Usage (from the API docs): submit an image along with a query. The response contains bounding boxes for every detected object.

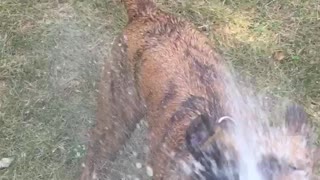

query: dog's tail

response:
[122,0,157,21]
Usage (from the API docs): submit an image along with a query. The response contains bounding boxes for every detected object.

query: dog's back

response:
[122,1,234,178]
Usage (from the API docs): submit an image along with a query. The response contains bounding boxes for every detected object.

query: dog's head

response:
[183,104,319,180]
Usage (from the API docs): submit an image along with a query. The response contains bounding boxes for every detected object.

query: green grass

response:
[0,0,319,179]
[0,0,119,179]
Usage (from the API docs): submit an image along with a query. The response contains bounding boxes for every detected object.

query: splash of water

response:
[220,64,266,180]
[214,61,302,180]
[173,60,311,179]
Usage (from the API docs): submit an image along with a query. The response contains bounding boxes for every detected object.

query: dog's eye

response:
[289,164,298,170]
[288,164,304,172]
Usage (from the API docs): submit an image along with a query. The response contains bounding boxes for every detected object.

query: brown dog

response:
[80,0,319,179]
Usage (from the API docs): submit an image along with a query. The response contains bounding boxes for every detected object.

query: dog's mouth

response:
[185,136,309,180]
[183,113,311,180]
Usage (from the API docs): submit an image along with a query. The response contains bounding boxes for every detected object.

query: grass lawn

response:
[0,0,319,179]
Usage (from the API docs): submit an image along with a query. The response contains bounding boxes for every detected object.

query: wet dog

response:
[80,0,319,179]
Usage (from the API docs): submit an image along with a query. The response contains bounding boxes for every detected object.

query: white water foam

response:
[204,62,309,180]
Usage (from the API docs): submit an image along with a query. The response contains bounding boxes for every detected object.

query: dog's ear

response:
[285,103,308,135]
[186,114,212,151]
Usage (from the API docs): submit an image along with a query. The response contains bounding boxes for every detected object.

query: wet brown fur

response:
[80,0,319,180]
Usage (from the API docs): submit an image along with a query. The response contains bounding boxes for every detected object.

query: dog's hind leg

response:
[80,34,145,180]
